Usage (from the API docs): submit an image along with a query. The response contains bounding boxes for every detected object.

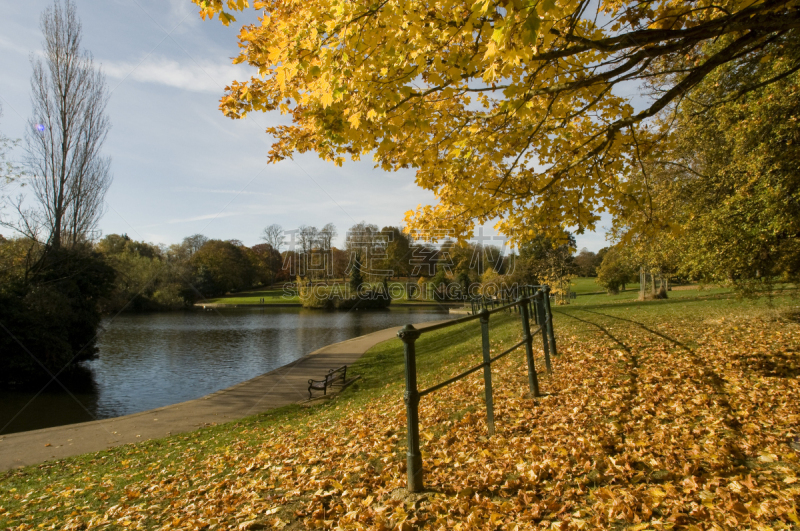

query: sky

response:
[0,0,612,252]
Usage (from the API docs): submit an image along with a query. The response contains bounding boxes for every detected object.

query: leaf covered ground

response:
[1,294,799,530]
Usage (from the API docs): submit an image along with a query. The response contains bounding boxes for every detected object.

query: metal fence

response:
[397,285,558,492]
[469,284,544,314]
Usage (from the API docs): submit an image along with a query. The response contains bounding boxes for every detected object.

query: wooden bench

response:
[308,365,347,399]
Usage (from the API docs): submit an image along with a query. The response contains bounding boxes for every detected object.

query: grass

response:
[2,290,800,529]
[201,287,300,305]
[200,281,457,306]
[567,284,735,307]
[570,276,611,294]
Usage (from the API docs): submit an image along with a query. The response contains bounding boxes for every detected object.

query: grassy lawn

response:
[570,276,607,294]
[570,276,641,295]
[200,281,458,305]
[566,284,737,307]
[200,287,300,305]
[2,291,799,529]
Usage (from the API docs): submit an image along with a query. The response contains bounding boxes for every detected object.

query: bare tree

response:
[260,223,284,251]
[25,0,111,248]
[317,222,337,252]
[345,221,379,254]
[346,221,380,280]
[182,233,208,256]
[297,225,318,255]
[0,106,23,191]
[315,223,337,280]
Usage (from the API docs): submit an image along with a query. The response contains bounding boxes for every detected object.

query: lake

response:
[0,307,453,435]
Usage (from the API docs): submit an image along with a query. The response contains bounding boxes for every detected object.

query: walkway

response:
[0,321,445,471]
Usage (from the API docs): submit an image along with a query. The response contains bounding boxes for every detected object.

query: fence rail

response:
[397,285,558,492]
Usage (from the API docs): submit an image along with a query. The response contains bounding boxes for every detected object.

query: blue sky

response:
[0,0,612,251]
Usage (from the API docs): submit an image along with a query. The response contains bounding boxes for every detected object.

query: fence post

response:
[398,324,424,492]
[542,285,558,357]
[535,291,553,374]
[478,309,495,436]
[519,296,540,397]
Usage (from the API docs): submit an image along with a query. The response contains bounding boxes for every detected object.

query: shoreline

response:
[195,301,464,309]
[0,318,451,471]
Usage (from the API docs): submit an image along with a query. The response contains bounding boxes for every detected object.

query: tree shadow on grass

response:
[561,292,740,313]
[569,307,747,438]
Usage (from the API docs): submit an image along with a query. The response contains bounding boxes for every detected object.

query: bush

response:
[0,243,115,387]
[299,284,391,310]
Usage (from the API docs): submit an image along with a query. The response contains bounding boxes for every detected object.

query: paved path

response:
[0,321,446,471]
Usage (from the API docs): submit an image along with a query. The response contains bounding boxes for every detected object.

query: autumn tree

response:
[191,0,800,245]
[331,247,349,279]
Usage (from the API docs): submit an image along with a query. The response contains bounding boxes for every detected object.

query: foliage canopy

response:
[192,0,799,243]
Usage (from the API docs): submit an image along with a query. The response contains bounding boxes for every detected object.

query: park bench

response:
[308,365,347,399]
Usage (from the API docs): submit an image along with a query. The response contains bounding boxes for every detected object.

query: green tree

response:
[191,240,256,298]
[613,33,800,294]
[349,252,364,293]
[574,248,600,277]
[515,232,577,297]
[380,226,411,278]
[96,234,178,311]
[250,243,282,286]
[0,240,114,385]
[596,245,637,295]
[430,268,450,301]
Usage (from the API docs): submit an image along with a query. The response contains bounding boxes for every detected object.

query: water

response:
[0,307,452,435]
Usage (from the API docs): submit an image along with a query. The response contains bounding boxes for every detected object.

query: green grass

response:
[567,284,735,306]
[201,287,300,305]
[200,281,456,305]
[569,276,605,294]
[569,276,641,294]
[555,286,791,321]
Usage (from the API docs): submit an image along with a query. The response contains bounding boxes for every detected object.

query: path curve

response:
[0,320,447,471]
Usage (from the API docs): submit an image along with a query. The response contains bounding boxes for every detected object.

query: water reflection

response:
[0,307,452,434]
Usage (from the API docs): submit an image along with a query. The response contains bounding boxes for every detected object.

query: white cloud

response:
[168,212,239,224]
[101,55,251,93]
[0,35,36,57]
